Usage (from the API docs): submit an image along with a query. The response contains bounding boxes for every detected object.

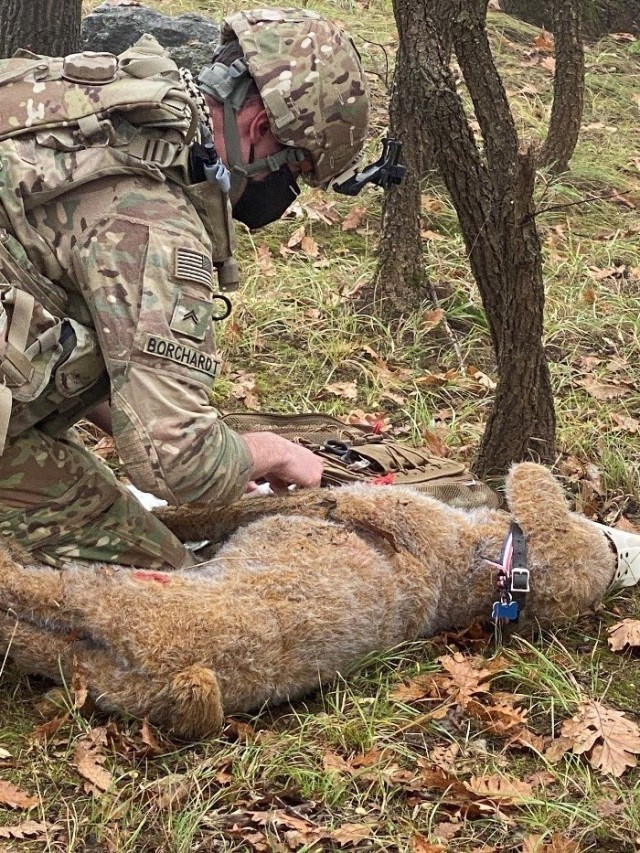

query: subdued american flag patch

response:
[174,247,213,288]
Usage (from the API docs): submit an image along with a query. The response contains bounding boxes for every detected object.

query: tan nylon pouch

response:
[221,412,501,510]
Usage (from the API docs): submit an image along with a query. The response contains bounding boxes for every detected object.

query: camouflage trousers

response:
[0,428,192,569]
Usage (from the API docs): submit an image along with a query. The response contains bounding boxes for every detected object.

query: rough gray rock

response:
[81,2,220,71]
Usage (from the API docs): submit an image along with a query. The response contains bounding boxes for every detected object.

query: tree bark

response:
[539,1,585,173]
[391,0,555,476]
[0,0,82,58]
[501,0,639,38]
[360,0,454,318]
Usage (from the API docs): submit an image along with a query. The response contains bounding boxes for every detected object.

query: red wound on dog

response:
[371,473,396,486]
[132,571,172,585]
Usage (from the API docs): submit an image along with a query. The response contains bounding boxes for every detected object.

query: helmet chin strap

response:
[198,60,305,203]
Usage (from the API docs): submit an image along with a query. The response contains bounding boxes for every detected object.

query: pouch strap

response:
[0,289,35,386]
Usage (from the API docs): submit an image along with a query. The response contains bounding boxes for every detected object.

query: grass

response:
[3,2,640,851]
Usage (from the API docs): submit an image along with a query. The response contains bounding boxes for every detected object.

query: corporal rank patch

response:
[170,294,213,341]
[174,247,213,289]
[143,335,219,377]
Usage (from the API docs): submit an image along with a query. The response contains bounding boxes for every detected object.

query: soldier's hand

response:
[242,432,324,492]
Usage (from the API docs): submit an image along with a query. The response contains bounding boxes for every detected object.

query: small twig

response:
[521,190,632,223]
[425,278,466,373]
[356,35,391,92]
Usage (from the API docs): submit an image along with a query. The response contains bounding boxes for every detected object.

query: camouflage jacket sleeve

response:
[45,174,253,505]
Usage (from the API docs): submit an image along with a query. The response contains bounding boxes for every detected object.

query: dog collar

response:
[486,522,530,626]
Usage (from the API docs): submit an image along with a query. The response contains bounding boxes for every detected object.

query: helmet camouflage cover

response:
[219,8,369,186]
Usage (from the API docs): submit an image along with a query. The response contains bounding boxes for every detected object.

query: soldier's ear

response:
[246,108,272,145]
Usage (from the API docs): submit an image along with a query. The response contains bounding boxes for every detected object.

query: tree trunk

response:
[360,0,454,318]
[390,0,555,476]
[501,0,640,38]
[539,1,585,173]
[0,0,82,58]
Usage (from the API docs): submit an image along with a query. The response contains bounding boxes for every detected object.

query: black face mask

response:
[232,164,300,230]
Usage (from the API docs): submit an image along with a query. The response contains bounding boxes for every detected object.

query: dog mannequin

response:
[0,463,633,740]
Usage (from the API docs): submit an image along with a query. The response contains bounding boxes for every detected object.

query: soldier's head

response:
[197,8,369,229]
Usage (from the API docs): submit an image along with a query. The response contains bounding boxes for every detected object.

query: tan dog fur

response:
[0,464,615,740]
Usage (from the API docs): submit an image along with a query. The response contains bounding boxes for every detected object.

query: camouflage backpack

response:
[0,37,236,452]
[221,412,501,510]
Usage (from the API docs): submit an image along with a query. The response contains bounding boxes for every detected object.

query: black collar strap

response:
[490,521,530,626]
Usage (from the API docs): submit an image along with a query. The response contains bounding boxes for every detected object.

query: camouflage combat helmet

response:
[197,8,369,193]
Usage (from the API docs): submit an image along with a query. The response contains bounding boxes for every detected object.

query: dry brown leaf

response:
[301,234,320,258]
[576,377,631,401]
[437,652,494,707]
[412,837,447,853]
[341,205,366,231]
[560,701,640,776]
[390,674,436,703]
[610,412,640,433]
[0,820,59,840]
[465,697,528,734]
[467,365,497,390]
[464,774,534,802]
[613,516,640,534]
[421,229,446,241]
[505,726,547,753]
[607,619,640,652]
[430,742,460,772]
[73,741,113,794]
[420,428,449,458]
[257,243,275,277]
[541,55,556,73]
[533,29,554,50]
[331,822,372,846]
[324,380,358,400]
[420,308,445,332]
[529,834,582,853]
[71,662,89,710]
[322,751,353,774]
[287,224,306,248]
[144,774,191,810]
[31,714,67,743]
[0,780,38,809]
[433,820,462,841]
[301,199,341,224]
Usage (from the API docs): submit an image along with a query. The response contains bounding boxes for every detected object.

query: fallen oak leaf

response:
[610,412,640,433]
[412,837,447,852]
[559,701,640,777]
[286,224,306,248]
[331,822,373,846]
[464,774,534,803]
[0,820,60,840]
[576,377,631,401]
[607,619,640,652]
[437,652,494,707]
[324,380,358,401]
[301,234,320,258]
[0,780,39,809]
[341,205,366,231]
[73,740,114,794]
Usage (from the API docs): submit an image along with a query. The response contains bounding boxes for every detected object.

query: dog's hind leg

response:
[0,612,223,740]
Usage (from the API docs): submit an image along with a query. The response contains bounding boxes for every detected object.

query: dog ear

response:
[505,462,570,533]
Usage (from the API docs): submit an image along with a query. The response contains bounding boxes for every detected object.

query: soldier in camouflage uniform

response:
[0,9,369,568]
